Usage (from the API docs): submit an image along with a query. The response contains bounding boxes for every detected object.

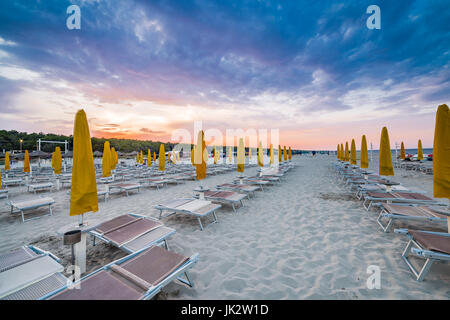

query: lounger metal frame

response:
[8,198,55,223]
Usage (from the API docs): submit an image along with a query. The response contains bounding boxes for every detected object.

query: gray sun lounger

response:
[0,246,68,300]
[155,198,221,230]
[394,229,450,281]
[9,197,55,222]
[109,183,141,196]
[216,183,259,198]
[2,179,23,187]
[362,191,440,211]
[195,190,247,213]
[139,178,169,189]
[0,189,8,200]
[89,213,176,253]
[27,182,53,194]
[43,245,199,300]
[377,203,449,232]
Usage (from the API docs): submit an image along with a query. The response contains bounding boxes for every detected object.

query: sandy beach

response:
[1,155,448,300]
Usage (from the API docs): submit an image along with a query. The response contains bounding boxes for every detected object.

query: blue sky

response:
[0,0,448,149]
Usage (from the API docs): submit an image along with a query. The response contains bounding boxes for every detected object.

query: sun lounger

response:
[2,179,23,187]
[394,229,450,281]
[377,203,449,232]
[195,190,247,212]
[139,178,169,189]
[0,246,68,300]
[362,191,439,211]
[233,178,269,191]
[216,183,259,198]
[355,184,410,199]
[89,214,176,253]
[0,190,8,200]
[9,197,55,222]
[109,183,141,196]
[155,198,221,230]
[27,182,53,194]
[44,245,198,300]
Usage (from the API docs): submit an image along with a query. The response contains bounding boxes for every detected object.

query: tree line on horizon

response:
[0,130,176,154]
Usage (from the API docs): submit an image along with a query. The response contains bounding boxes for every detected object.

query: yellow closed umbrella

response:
[228,147,233,164]
[102,141,111,177]
[70,109,98,218]
[153,151,156,163]
[344,142,349,162]
[270,144,274,164]
[340,143,344,160]
[417,139,423,161]
[54,147,62,175]
[237,138,245,173]
[140,150,144,165]
[337,144,340,160]
[258,142,264,167]
[191,146,195,166]
[110,147,116,171]
[361,135,369,168]
[432,104,450,231]
[213,147,217,164]
[379,127,394,176]
[5,152,10,171]
[350,139,357,165]
[195,130,207,180]
[159,144,165,171]
[283,146,287,161]
[148,149,152,166]
[288,147,292,160]
[51,151,56,171]
[278,145,282,163]
[168,151,171,163]
[24,150,30,173]
[249,148,252,160]
[433,104,450,198]
[400,142,406,160]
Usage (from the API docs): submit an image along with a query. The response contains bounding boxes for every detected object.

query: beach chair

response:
[9,197,55,222]
[0,246,68,300]
[2,179,23,187]
[355,184,410,200]
[89,214,176,253]
[44,245,199,300]
[233,178,269,191]
[376,203,449,232]
[139,178,169,189]
[394,229,450,281]
[155,198,221,230]
[194,190,247,213]
[0,189,8,200]
[216,183,259,198]
[109,183,141,197]
[26,182,53,194]
[361,191,439,211]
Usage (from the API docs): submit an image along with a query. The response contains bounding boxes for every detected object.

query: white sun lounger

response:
[195,190,247,213]
[109,183,141,196]
[27,182,53,194]
[394,229,450,281]
[9,197,55,222]
[2,179,23,187]
[0,246,68,300]
[42,245,199,300]
[155,198,221,230]
[89,213,176,253]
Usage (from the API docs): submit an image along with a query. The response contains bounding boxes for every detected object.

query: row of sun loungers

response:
[334,161,450,281]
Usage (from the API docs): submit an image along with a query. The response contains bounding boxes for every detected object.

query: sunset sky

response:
[0,1,448,149]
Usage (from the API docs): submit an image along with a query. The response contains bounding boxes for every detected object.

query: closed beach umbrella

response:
[54,147,62,175]
[140,150,144,164]
[102,141,111,177]
[278,145,282,163]
[344,142,349,162]
[433,104,450,198]
[337,144,340,160]
[168,151,171,163]
[4,152,10,171]
[340,143,344,160]
[24,150,30,173]
[350,139,357,165]
[110,147,116,170]
[195,130,207,180]
[270,144,274,164]
[191,146,195,166]
[361,135,369,168]
[283,146,287,161]
[400,142,406,160]
[249,148,252,160]
[288,147,292,160]
[153,151,156,163]
[159,144,165,171]
[213,147,217,164]
[237,138,245,173]
[258,142,264,167]
[418,139,423,161]
[228,147,233,164]
[51,151,56,171]
[147,149,152,166]
[379,127,394,176]
[70,109,98,218]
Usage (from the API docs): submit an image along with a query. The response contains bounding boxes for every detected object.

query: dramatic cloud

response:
[0,0,448,149]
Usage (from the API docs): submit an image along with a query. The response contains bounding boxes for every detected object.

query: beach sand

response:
[0,155,449,299]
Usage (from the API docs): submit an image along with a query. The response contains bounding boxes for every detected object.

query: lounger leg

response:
[21,210,25,223]
[177,271,194,287]
[49,205,53,217]
[377,212,393,233]
[164,239,169,250]
[232,203,236,213]
[400,240,434,281]
[417,259,434,282]
[197,217,204,231]
[240,200,244,208]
